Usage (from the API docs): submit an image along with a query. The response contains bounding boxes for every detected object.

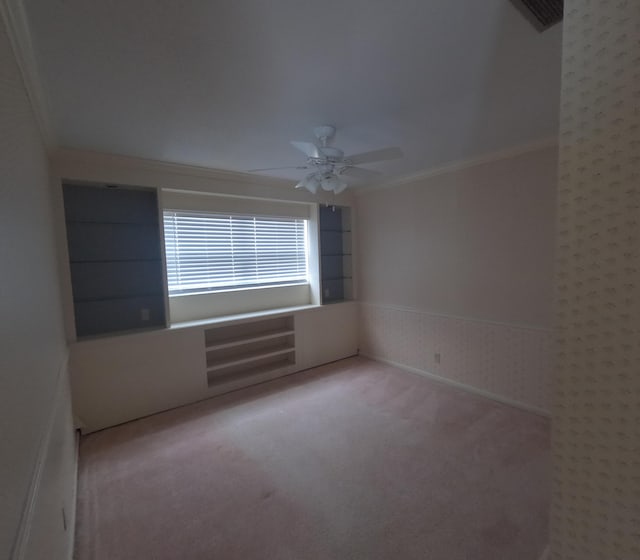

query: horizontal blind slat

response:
[164,210,308,295]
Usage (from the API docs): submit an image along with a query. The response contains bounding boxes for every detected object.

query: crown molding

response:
[355,136,558,195]
[51,147,295,188]
[50,147,355,206]
[1,0,55,148]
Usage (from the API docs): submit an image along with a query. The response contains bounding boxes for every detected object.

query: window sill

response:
[71,301,357,344]
[168,304,322,331]
[168,281,309,298]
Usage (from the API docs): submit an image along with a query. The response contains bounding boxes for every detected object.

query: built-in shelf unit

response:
[62,183,166,338]
[204,315,296,393]
[319,204,352,304]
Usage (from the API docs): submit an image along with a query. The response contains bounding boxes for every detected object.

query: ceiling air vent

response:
[510,0,563,32]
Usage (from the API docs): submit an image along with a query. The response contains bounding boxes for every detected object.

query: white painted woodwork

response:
[70,302,358,433]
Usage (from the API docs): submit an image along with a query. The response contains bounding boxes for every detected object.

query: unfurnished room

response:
[2,1,639,559]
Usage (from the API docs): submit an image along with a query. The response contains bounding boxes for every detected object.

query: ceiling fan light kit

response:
[295,173,319,194]
[250,125,403,195]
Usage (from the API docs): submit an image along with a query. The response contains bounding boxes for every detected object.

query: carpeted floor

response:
[74,357,550,560]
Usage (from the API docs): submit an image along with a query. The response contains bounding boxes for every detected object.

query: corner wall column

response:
[552,2,640,558]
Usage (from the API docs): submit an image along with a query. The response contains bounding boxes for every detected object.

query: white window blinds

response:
[163,211,308,295]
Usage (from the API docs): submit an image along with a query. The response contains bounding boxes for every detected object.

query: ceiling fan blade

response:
[339,166,382,179]
[291,141,320,159]
[347,147,403,166]
[246,165,309,172]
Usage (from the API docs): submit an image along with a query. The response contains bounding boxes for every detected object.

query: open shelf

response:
[207,354,295,392]
[63,183,166,338]
[321,276,353,281]
[74,293,164,303]
[319,205,352,304]
[206,344,295,372]
[205,328,294,351]
[203,314,296,390]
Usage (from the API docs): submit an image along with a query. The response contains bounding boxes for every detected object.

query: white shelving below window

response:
[205,328,295,351]
[206,345,294,372]
[203,314,296,393]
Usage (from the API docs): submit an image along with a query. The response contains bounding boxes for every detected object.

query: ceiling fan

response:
[248,125,403,194]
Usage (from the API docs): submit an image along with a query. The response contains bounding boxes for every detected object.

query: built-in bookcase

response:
[62,183,166,338]
[204,315,296,394]
[319,205,352,304]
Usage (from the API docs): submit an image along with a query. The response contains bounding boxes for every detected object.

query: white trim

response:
[10,351,71,560]
[171,303,322,330]
[361,353,551,418]
[359,301,553,333]
[52,148,292,189]
[162,188,312,218]
[355,136,558,195]
[162,187,313,209]
[0,0,55,148]
[69,304,326,343]
[51,148,355,206]
[68,430,80,560]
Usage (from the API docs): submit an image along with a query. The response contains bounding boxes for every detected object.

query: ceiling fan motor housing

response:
[275,125,403,194]
[313,125,336,145]
[316,146,344,163]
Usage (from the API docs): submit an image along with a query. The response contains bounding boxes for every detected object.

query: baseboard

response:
[362,353,551,418]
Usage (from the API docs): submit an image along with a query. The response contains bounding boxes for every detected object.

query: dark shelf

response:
[70,258,162,264]
[65,220,158,226]
[319,204,351,306]
[74,293,164,303]
[322,276,353,281]
[64,183,166,337]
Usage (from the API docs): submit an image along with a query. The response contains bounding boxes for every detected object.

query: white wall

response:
[0,10,75,560]
[356,146,557,412]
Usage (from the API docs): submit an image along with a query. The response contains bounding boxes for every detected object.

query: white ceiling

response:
[24,0,562,185]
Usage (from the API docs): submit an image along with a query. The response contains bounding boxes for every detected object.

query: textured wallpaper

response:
[551,1,640,559]
[360,303,552,413]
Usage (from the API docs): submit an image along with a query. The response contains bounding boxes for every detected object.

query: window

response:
[163,211,308,296]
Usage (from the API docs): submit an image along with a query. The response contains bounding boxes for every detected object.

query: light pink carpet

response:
[75,357,550,560]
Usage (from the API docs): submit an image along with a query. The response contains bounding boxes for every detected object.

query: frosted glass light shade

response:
[295,173,320,194]
[320,173,347,193]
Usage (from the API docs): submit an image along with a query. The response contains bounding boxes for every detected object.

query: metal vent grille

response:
[510,0,563,31]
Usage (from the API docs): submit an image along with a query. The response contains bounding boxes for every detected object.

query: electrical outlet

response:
[141,308,150,321]
[434,352,441,364]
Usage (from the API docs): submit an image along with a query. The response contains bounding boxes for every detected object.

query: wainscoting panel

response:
[359,302,552,413]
